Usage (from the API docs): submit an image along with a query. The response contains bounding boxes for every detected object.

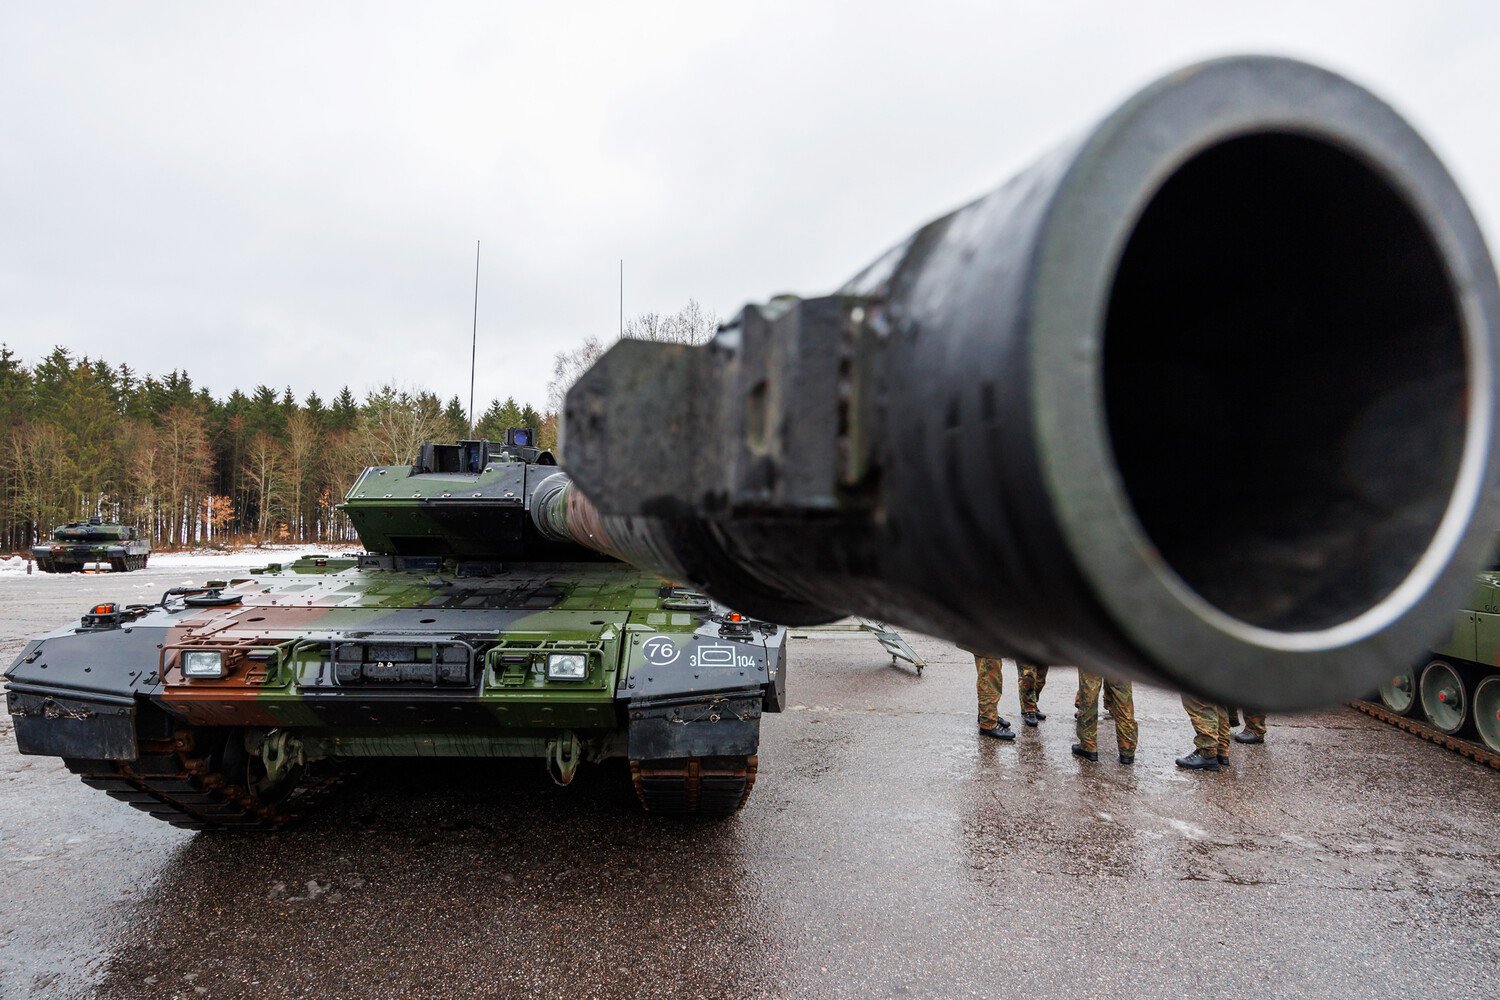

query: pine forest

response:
[0,345,555,553]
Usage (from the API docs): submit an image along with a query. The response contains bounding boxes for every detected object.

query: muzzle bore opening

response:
[1103,132,1467,632]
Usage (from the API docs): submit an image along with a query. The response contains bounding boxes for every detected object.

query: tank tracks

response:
[630,755,758,816]
[33,554,147,573]
[1351,699,1500,770]
[62,738,339,831]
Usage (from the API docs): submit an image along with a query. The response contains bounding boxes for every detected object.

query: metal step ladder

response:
[789,618,926,675]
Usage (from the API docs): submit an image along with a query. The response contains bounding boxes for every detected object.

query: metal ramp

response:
[789,618,926,675]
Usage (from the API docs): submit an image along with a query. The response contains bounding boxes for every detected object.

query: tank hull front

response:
[4,555,786,825]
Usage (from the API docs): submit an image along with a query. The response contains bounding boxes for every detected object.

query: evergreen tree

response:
[304,391,327,428]
[519,404,542,434]
[476,397,525,441]
[443,396,469,438]
[330,387,359,430]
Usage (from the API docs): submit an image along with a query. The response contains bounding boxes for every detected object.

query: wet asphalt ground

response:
[1,564,1498,1000]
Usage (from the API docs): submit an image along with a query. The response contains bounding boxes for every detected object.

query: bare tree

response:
[158,406,211,545]
[624,298,718,345]
[546,300,719,417]
[546,336,605,414]
[120,420,162,538]
[7,422,71,540]
[242,432,284,541]
[282,410,320,539]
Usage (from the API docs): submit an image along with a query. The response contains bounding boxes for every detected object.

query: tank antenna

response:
[619,259,624,337]
[468,240,480,436]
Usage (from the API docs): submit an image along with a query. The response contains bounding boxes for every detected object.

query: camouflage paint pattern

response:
[1017,661,1048,713]
[1181,694,1230,756]
[1242,713,1267,737]
[134,555,779,761]
[974,655,1004,729]
[1075,672,1137,754]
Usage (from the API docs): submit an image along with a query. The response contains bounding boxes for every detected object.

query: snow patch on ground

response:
[0,545,359,575]
[151,545,359,570]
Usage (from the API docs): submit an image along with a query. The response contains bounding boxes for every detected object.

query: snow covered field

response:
[0,545,359,576]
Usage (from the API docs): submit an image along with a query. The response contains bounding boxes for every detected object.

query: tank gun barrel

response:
[562,56,1500,710]
[530,470,720,580]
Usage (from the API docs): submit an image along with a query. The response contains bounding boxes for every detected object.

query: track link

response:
[63,739,339,831]
[1351,700,1500,770]
[630,755,758,816]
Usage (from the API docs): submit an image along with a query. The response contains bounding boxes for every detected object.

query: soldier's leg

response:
[1075,673,1103,753]
[1106,680,1138,756]
[1181,694,1219,755]
[1215,704,1232,758]
[975,656,1004,731]
[1017,662,1038,713]
[1245,713,1267,737]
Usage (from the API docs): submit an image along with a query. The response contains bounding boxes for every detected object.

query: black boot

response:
[1071,743,1098,762]
[1217,754,1231,766]
[1233,729,1264,744]
[1022,711,1038,727]
[979,724,1015,741]
[1118,752,1134,765]
[1175,750,1220,771]
[1033,711,1047,721]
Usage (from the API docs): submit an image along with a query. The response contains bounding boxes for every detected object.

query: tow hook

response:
[546,731,583,786]
[258,729,304,784]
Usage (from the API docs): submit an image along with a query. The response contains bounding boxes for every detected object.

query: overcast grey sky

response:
[2,2,1496,412]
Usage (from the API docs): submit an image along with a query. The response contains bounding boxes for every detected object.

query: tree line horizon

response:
[0,300,717,552]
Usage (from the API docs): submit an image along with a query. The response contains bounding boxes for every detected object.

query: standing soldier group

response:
[970,653,1265,769]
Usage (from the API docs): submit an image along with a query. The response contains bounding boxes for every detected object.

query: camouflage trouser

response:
[1242,713,1267,737]
[1076,673,1137,754]
[1017,661,1048,713]
[975,656,1005,729]
[1182,695,1230,756]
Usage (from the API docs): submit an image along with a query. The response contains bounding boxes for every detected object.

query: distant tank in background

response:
[32,518,150,573]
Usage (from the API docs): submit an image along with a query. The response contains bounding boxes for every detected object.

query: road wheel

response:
[1377,666,1419,715]
[1472,675,1500,753]
[1419,659,1470,735]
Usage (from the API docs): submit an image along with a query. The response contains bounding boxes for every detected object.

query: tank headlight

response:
[181,650,226,679]
[546,653,587,680]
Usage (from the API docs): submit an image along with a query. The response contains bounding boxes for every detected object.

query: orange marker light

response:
[729,613,743,622]
[92,604,115,615]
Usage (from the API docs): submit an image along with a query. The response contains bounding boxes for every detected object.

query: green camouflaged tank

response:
[32,517,150,572]
[5,435,785,828]
[1373,569,1500,757]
